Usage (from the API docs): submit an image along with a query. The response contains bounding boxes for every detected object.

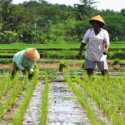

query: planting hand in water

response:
[78,15,110,76]
[11,48,40,79]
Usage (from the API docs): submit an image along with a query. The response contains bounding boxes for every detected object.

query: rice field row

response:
[64,69,125,125]
[0,41,125,49]
[0,41,125,62]
[0,69,124,125]
[0,69,49,125]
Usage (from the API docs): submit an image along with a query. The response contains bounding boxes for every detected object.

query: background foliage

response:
[0,0,125,43]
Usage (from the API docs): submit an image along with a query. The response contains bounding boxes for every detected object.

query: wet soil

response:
[23,81,44,125]
[47,78,91,125]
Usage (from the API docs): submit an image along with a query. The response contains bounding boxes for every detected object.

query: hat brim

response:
[90,20,105,26]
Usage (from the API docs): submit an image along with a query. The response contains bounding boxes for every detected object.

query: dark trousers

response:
[11,63,34,79]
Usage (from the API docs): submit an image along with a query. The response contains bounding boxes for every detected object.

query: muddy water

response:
[47,80,91,125]
[23,81,44,125]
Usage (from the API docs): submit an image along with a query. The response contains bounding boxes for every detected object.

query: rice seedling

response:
[64,69,103,125]
[75,75,125,125]
[0,73,12,99]
[11,67,40,125]
[0,73,24,118]
[39,71,49,125]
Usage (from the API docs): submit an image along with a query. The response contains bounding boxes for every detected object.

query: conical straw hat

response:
[90,15,105,24]
[25,48,40,61]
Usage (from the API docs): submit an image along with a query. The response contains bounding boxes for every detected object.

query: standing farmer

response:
[11,48,40,79]
[78,15,110,76]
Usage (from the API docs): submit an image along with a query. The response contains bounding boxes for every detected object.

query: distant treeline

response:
[0,0,125,43]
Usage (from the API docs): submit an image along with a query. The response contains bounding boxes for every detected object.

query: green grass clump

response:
[11,68,40,125]
[39,71,49,125]
[74,75,125,125]
[64,70,103,125]
[0,73,24,118]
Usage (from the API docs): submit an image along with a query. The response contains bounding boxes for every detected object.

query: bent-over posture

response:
[11,48,40,79]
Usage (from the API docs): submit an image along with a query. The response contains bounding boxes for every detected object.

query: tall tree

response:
[0,0,13,31]
[75,0,97,19]
[121,8,125,16]
[38,0,48,4]
[80,0,97,7]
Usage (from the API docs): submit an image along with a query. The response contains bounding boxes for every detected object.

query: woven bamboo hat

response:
[90,15,105,25]
[25,48,40,61]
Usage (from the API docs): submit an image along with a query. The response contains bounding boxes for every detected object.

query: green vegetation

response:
[77,76,125,125]
[0,41,125,63]
[39,71,49,125]
[64,70,125,125]
[0,73,25,118]
[0,74,12,99]
[0,65,124,124]
[64,70,108,125]
[0,0,125,44]
[64,75,100,124]
[0,1,125,122]
[0,41,125,49]
[11,68,39,125]
[0,42,79,49]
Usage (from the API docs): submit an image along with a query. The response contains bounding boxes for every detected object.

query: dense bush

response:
[104,14,125,41]
[0,31,18,43]
[0,0,125,43]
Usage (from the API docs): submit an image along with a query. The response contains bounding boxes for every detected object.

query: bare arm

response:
[103,40,110,54]
[77,29,90,58]
[103,30,110,54]
[77,43,86,58]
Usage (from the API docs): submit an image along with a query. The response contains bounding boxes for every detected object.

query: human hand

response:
[76,53,82,59]
[103,52,107,55]
[30,68,34,74]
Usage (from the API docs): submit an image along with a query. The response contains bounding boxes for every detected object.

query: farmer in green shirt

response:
[11,48,40,79]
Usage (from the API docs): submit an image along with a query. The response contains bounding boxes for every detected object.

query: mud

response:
[23,81,44,125]
[47,78,91,125]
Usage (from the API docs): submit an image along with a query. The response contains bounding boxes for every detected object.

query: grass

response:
[73,75,125,125]
[64,69,104,125]
[0,42,79,49]
[11,68,39,125]
[0,73,25,118]
[0,41,125,63]
[0,41,124,49]
[0,64,124,125]
[0,74,12,99]
[39,71,49,125]
[64,67,125,125]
